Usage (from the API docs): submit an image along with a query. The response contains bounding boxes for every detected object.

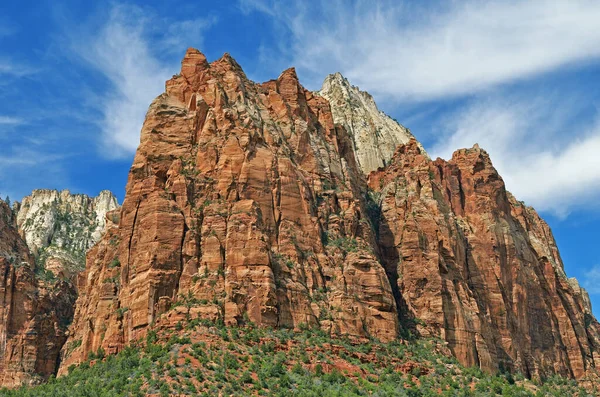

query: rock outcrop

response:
[368,140,600,379]
[15,189,119,279]
[318,72,424,174]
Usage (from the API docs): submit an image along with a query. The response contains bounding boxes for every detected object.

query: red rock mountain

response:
[0,191,119,388]
[369,141,600,379]
[59,49,400,374]
[3,48,597,384]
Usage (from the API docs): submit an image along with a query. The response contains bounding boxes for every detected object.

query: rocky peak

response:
[368,138,600,380]
[15,189,119,277]
[58,49,400,373]
[318,72,425,174]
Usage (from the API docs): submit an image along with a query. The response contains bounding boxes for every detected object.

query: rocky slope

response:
[56,48,600,385]
[7,320,596,396]
[0,191,119,388]
[318,72,424,174]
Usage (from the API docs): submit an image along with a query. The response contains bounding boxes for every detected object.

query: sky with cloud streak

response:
[1,0,600,314]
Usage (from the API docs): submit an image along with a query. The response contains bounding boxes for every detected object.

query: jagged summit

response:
[318,72,426,174]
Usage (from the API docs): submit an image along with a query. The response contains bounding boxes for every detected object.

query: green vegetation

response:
[327,235,360,253]
[0,320,592,397]
[365,190,382,236]
[108,258,121,268]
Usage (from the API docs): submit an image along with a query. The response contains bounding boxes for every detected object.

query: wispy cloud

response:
[583,265,600,294]
[67,4,215,157]
[0,147,68,201]
[0,116,23,126]
[243,0,600,100]
[0,59,36,78]
[243,0,600,215]
[429,93,600,216]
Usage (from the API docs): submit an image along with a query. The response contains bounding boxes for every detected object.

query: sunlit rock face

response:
[58,49,400,374]
[15,189,119,278]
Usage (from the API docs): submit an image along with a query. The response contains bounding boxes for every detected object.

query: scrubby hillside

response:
[1,321,592,396]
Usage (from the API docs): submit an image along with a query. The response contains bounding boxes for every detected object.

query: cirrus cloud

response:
[241,0,600,100]
[67,4,216,157]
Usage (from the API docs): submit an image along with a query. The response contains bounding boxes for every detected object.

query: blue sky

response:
[2,0,600,315]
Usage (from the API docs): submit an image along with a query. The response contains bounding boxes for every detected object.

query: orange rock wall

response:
[368,140,600,379]
[58,49,399,373]
[55,49,600,382]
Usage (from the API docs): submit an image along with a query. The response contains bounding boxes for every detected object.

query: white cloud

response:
[0,59,36,77]
[243,0,600,100]
[583,265,600,294]
[0,116,23,125]
[429,94,600,216]
[243,0,600,215]
[0,62,12,74]
[70,5,214,158]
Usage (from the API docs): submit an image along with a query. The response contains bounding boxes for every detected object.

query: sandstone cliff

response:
[368,140,600,379]
[0,200,74,387]
[318,72,425,174]
[58,49,399,373]
[54,48,599,383]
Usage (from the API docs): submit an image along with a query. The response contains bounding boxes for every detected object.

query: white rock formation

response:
[14,189,119,274]
[568,277,593,314]
[318,72,426,174]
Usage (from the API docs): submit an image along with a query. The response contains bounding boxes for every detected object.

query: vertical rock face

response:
[0,200,74,387]
[15,189,119,278]
[368,140,600,379]
[318,73,424,174]
[58,49,399,373]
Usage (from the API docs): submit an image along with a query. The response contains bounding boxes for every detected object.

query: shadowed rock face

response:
[368,140,600,379]
[0,191,119,388]
[0,200,75,388]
